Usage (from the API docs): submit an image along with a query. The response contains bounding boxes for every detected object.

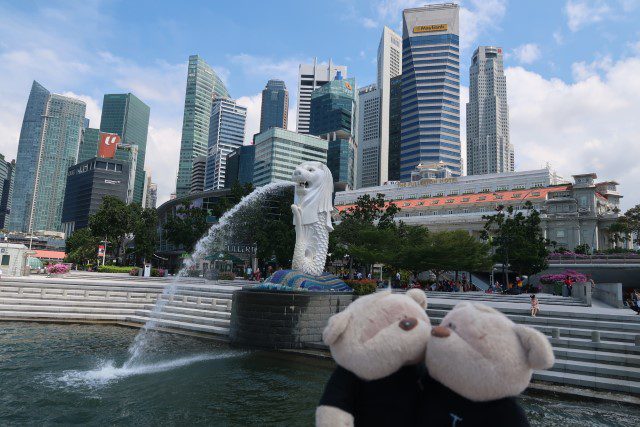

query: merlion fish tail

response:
[291,205,329,276]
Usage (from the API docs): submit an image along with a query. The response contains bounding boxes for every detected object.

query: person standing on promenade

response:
[629,290,640,315]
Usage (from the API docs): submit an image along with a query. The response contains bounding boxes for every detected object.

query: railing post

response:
[197,297,202,306]
[211,298,217,307]
[41,288,46,298]
[19,287,23,296]
[635,335,640,347]
[591,331,601,343]
[552,328,560,339]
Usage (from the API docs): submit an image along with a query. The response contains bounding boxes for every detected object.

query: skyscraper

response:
[377,26,403,185]
[260,79,289,132]
[190,155,207,194]
[176,55,230,197]
[99,93,150,205]
[357,84,380,188]
[401,3,461,180]
[144,174,157,209]
[388,75,402,182]
[0,155,15,229]
[296,59,347,134]
[467,46,513,175]
[9,81,86,233]
[224,145,255,188]
[253,128,327,187]
[309,73,357,190]
[77,127,100,163]
[204,98,247,190]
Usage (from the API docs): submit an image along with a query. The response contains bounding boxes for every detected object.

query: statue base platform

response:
[255,269,352,292]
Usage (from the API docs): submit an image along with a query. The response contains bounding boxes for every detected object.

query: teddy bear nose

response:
[431,326,451,338]
[399,317,418,331]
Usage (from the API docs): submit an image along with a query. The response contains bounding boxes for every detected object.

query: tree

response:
[331,193,401,278]
[621,205,640,246]
[133,207,158,264]
[209,182,254,219]
[163,205,210,253]
[65,228,100,266]
[89,196,137,262]
[481,201,551,285]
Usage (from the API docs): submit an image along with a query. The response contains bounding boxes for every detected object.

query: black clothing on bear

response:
[417,372,529,427]
[318,364,422,426]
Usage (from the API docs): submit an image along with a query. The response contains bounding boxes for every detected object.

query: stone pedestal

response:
[229,288,354,349]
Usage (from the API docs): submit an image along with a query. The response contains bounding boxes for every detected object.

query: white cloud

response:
[564,0,611,31]
[553,30,564,45]
[505,56,640,210]
[571,55,614,81]
[236,94,262,145]
[361,17,378,28]
[512,43,542,64]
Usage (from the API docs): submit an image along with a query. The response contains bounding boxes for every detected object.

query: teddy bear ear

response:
[322,309,352,346]
[514,325,555,370]
[406,289,427,309]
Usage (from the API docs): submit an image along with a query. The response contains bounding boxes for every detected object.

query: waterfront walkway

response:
[1,274,639,396]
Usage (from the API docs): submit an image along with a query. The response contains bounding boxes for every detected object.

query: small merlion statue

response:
[291,161,334,276]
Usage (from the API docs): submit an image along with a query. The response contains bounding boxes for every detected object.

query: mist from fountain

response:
[123,181,294,368]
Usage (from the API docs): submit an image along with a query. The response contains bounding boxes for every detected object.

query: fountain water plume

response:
[124,181,294,366]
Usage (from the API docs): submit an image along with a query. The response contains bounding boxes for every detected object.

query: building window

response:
[448,210,453,214]
[436,192,444,197]
[463,209,469,213]
[1,255,9,266]
[556,230,565,238]
[446,199,454,203]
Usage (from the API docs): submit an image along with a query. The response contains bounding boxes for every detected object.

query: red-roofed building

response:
[335,169,626,251]
[33,250,66,263]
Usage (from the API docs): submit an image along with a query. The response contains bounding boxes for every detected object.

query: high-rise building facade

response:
[190,155,207,194]
[0,155,15,229]
[224,145,255,188]
[145,177,157,209]
[253,128,327,187]
[357,84,380,188]
[401,3,461,180]
[61,157,129,236]
[260,79,289,133]
[99,93,150,205]
[467,46,513,175]
[309,73,357,190]
[9,81,86,233]
[176,55,230,197]
[296,59,347,134]
[378,26,403,185]
[204,98,247,190]
[388,75,403,182]
[77,127,100,164]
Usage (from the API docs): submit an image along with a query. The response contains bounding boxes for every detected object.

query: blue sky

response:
[1,0,639,207]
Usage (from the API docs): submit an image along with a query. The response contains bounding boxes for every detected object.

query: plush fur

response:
[426,301,555,402]
[316,289,431,426]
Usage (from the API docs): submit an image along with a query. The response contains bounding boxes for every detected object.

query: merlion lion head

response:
[292,161,334,230]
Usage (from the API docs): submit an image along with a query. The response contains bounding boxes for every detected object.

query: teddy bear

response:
[316,289,432,427]
[418,301,555,426]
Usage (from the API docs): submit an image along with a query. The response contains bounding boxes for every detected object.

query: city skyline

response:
[0,0,639,208]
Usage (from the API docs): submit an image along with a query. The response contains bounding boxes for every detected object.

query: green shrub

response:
[218,271,236,280]
[97,265,137,273]
[345,279,377,295]
[129,267,140,276]
[151,268,166,277]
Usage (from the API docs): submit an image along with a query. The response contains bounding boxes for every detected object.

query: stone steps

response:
[555,347,640,367]
[123,315,230,337]
[136,310,230,328]
[533,370,640,394]
[391,289,588,306]
[146,304,231,320]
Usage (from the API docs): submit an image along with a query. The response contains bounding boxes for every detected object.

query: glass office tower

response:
[260,79,289,133]
[99,93,150,205]
[176,55,230,197]
[401,3,461,180]
[9,81,86,232]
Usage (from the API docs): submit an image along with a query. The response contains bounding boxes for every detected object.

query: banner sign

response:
[98,133,121,158]
[98,245,105,256]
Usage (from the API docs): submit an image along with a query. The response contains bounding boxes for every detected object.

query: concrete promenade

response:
[1,274,639,397]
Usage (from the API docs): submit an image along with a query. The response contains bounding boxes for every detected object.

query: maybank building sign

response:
[413,24,447,33]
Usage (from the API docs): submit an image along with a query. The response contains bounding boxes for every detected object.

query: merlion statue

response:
[256,161,350,292]
[291,161,334,276]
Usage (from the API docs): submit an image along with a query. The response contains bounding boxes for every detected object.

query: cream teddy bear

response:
[316,289,431,427]
[419,302,555,426]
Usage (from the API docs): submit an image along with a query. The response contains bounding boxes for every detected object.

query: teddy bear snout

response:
[431,326,451,338]
[399,317,418,331]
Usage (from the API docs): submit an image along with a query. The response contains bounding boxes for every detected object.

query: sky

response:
[0,0,639,208]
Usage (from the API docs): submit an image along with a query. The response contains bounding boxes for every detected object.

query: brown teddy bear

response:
[316,289,432,427]
[419,302,555,426]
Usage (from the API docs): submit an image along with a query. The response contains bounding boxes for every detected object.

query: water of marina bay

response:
[0,322,637,426]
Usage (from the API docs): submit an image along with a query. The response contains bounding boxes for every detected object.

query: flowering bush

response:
[47,264,70,275]
[218,271,236,280]
[345,279,378,295]
[129,267,140,276]
[151,268,165,277]
[539,269,587,284]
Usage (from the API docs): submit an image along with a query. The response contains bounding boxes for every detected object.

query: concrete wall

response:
[229,288,354,349]
[593,283,624,308]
